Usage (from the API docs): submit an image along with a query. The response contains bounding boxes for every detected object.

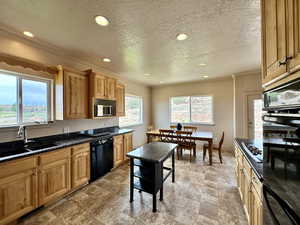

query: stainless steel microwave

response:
[264,78,300,111]
[95,105,113,117]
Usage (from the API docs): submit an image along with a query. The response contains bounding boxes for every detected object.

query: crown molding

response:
[232,69,261,78]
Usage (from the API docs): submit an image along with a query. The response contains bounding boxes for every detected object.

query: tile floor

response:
[18,149,248,225]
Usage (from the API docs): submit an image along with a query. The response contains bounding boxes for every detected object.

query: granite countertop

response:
[0,127,133,163]
[127,142,177,163]
[234,138,263,181]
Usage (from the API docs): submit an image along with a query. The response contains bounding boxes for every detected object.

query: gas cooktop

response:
[241,140,263,163]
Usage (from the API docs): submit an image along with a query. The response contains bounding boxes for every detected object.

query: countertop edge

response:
[0,129,134,163]
[234,138,263,181]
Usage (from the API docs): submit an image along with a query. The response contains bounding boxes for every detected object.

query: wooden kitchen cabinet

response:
[234,142,263,225]
[87,70,117,100]
[71,143,90,189]
[251,187,263,225]
[262,0,300,88]
[0,157,38,225]
[123,132,133,160]
[56,66,89,120]
[261,0,288,85]
[106,77,117,100]
[116,83,125,117]
[38,148,71,206]
[287,0,300,72]
[113,135,124,168]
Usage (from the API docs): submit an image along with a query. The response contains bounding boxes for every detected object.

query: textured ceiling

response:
[0,0,261,86]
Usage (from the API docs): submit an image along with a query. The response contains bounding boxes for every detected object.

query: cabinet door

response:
[64,71,88,119]
[106,78,116,100]
[251,188,263,225]
[124,133,133,160]
[0,170,37,225]
[38,149,71,205]
[94,74,107,99]
[244,171,251,222]
[113,135,124,168]
[116,83,125,117]
[71,144,90,189]
[287,0,300,71]
[261,0,288,84]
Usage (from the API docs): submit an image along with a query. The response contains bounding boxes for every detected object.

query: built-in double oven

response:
[263,78,300,225]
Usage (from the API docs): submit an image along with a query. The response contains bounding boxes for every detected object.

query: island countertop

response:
[127,142,177,163]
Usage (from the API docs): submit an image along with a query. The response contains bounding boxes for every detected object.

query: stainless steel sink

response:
[25,143,58,151]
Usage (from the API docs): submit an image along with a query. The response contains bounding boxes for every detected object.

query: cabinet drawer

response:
[39,148,71,165]
[0,157,37,178]
[71,143,90,155]
[252,172,262,199]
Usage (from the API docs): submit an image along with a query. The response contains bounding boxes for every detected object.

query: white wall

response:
[233,71,262,138]
[0,30,152,147]
[152,78,234,151]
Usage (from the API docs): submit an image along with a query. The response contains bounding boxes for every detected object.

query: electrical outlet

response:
[63,127,70,134]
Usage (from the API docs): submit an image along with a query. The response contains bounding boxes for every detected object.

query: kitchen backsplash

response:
[0,118,119,143]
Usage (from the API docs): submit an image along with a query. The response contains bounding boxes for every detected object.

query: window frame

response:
[0,69,53,128]
[119,94,144,128]
[169,95,214,125]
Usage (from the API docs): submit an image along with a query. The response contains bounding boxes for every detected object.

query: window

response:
[0,70,51,127]
[119,95,143,127]
[170,95,213,124]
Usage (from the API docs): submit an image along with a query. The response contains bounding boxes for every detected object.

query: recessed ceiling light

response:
[202,75,208,78]
[144,73,151,76]
[159,81,164,84]
[199,63,207,66]
[23,31,34,38]
[103,58,111,62]
[176,33,188,41]
[95,15,110,26]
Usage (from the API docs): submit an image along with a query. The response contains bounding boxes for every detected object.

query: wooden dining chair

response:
[176,131,196,162]
[159,129,175,143]
[183,126,197,132]
[203,132,225,163]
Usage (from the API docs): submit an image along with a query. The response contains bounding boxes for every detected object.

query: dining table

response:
[146,129,214,165]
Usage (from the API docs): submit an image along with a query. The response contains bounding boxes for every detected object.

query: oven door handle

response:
[263,184,300,225]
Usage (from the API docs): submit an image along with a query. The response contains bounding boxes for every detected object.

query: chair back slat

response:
[159,129,175,143]
[176,131,193,146]
[183,126,197,132]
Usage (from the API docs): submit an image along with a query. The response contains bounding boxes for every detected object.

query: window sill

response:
[120,123,144,129]
[170,122,215,126]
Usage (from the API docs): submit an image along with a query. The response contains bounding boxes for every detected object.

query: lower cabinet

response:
[124,133,133,160]
[113,135,124,168]
[38,148,71,205]
[71,143,90,189]
[113,132,133,168]
[234,143,263,225]
[0,157,38,225]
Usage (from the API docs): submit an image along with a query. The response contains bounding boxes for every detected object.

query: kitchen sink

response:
[25,143,58,151]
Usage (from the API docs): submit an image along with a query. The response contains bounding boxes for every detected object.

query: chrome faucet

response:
[17,125,33,145]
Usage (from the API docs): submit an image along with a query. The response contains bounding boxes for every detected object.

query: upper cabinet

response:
[261,0,288,85]
[287,0,300,71]
[116,82,125,117]
[262,0,300,88]
[55,66,89,120]
[87,70,116,100]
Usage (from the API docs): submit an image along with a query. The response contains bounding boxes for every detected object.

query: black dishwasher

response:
[90,137,113,182]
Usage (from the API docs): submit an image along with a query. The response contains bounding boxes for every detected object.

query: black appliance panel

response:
[90,137,113,182]
[263,115,300,225]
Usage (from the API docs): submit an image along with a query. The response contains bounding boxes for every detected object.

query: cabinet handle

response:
[279,56,293,66]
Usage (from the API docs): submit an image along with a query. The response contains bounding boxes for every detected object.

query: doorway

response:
[247,94,263,140]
